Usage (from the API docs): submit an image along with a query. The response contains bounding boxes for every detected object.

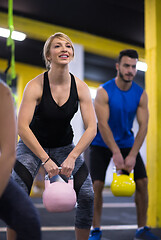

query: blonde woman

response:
[9,32,97,240]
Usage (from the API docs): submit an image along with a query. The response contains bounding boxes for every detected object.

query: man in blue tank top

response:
[89,49,160,240]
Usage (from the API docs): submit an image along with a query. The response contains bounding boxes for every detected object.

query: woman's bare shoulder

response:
[74,75,88,89]
[23,73,45,100]
[27,73,44,88]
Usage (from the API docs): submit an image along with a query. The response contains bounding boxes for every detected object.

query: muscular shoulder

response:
[139,89,148,107]
[26,73,43,89]
[95,86,109,106]
[73,75,91,100]
[23,73,44,100]
[74,76,87,88]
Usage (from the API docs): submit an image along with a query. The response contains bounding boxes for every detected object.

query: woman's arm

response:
[18,76,60,177]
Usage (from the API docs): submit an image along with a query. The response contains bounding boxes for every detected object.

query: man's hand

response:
[124,155,136,173]
[113,152,125,170]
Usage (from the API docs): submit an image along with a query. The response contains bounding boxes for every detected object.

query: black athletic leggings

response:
[0,177,41,240]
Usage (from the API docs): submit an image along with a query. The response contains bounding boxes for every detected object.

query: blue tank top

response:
[30,71,79,148]
[92,78,143,148]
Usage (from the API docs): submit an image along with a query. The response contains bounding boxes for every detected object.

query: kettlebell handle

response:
[58,167,74,180]
[113,166,134,179]
[45,167,74,188]
[113,166,134,173]
[46,166,69,183]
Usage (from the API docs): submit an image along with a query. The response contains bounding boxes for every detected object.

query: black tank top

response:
[29,71,79,148]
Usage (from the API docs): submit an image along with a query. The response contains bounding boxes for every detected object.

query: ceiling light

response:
[0,27,26,41]
[136,61,148,72]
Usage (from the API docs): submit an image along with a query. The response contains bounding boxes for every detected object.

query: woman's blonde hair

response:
[43,32,74,70]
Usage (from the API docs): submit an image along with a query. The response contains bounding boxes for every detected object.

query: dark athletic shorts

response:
[89,145,147,182]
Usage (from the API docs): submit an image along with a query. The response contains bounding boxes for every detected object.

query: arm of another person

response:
[18,76,60,178]
[124,90,149,172]
[0,82,16,197]
[61,78,97,177]
[94,86,125,170]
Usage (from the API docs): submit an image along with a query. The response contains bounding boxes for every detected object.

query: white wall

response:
[69,44,84,145]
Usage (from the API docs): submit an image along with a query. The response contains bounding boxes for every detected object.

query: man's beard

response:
[119,71,133,83]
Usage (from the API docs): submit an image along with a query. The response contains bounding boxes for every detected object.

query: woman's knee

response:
[78,186,94,207]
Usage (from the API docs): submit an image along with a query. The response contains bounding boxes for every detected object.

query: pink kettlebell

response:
[43,171,76,213]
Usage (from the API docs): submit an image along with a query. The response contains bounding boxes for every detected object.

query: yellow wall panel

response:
[145,0,161,227]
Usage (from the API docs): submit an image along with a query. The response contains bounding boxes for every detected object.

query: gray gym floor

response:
[0,189,161,240]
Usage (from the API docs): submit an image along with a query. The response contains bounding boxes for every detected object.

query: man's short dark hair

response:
[118,49,139,63]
